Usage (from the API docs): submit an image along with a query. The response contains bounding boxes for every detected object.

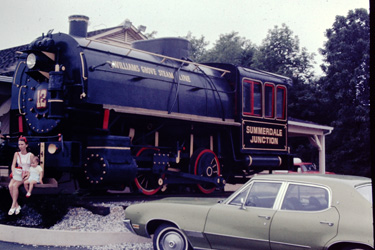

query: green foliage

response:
[253,23,315,82]
[320,8,370,107]
[190,31,256,67]
[183,9,369,176]
[319,9,370,176]
[183,32,210,62]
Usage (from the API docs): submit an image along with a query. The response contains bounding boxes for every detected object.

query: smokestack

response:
[69,15,89,37]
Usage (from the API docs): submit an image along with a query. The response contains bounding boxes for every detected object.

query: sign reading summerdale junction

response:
[242,120,287,151]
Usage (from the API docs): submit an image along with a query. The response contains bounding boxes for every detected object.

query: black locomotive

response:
[4,19,292,195]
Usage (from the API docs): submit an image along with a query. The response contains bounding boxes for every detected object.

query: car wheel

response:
[339,244,372,250]
[153,223,191,250]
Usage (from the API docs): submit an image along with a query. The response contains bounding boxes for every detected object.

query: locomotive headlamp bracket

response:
[26,51,55,71]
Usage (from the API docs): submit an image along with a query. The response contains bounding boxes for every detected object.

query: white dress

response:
[28,165,43,183]
[12,152,32,181]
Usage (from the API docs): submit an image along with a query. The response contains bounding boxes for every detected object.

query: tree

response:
[198,31,256,67]
[319,9,370,176]
[184,32,209,62]
[254,23,315,82]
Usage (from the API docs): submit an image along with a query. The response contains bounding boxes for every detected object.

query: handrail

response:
[85,38,231,77]
[18,85,27,115]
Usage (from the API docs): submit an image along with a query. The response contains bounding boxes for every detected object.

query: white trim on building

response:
[288,120,334,173]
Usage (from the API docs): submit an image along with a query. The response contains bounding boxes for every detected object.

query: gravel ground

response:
[0,186,153,250]
[50,201,154,250]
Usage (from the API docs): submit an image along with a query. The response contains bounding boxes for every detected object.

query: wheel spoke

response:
[134,148,164,195]
[191,149,221,194]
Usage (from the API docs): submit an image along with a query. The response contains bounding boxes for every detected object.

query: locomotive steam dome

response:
[132,37,191,59]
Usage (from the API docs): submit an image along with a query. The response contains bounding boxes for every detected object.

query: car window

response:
[228,184,252,206]
[356,185,372,203]
[245,182,282,208]
[281,184,329,211]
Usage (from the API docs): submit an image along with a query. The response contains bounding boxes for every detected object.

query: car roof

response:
[251,174,371,188]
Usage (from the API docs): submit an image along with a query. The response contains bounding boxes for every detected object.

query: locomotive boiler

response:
[5,16,293,195]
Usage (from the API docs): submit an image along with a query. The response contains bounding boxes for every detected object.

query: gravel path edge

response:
[0,224,152,246]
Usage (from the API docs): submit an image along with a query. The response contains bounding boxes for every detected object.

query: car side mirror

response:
[240,198,246,210]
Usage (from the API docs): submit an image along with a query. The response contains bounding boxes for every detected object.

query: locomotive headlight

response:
[26,53,37,69]
[25,51,55,72]
[48,143,59,154]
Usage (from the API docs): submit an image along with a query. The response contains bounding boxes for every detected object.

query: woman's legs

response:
[8,179,15,201]
[9,179,23,209]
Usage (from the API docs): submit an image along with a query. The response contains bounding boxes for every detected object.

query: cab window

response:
[265,83,275,118]
[276,86,286,120]
[243,80,262,116]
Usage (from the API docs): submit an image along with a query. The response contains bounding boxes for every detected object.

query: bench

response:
[0,176,58,188]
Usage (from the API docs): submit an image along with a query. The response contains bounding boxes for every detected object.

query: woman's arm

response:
[11,153,17,173]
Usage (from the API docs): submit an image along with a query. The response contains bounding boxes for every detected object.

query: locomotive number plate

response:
[36,89,47,109]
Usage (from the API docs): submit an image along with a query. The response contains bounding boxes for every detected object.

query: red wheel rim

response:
[134,147,164,195]
[194,149,221,194]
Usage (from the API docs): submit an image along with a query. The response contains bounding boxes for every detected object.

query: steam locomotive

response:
[4,17,293,195]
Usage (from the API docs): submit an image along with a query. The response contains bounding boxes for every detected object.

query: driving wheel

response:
[190,148,221,194]
[134,147,165,195]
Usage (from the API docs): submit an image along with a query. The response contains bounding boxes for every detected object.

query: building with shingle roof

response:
[0,16,147,134]
[0,17,147,77]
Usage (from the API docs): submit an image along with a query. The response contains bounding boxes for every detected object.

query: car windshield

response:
[356,184,372,203]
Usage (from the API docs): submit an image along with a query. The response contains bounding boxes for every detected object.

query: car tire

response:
[153,223,192,250]
[339,244,372,250]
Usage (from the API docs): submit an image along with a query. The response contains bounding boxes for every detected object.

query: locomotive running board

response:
[104,104,241,127]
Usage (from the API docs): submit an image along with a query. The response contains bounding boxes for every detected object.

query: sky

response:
[0,0,370,75]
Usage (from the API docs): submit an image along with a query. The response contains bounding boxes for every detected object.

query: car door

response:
[270,183,339,250]
[204,181,282,250]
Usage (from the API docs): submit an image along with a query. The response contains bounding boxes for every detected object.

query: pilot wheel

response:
[190,148,221,194]
[134,147,165,195]
[154,223,192,250]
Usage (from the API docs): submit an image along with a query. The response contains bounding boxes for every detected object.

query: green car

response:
[124,174,373,250]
